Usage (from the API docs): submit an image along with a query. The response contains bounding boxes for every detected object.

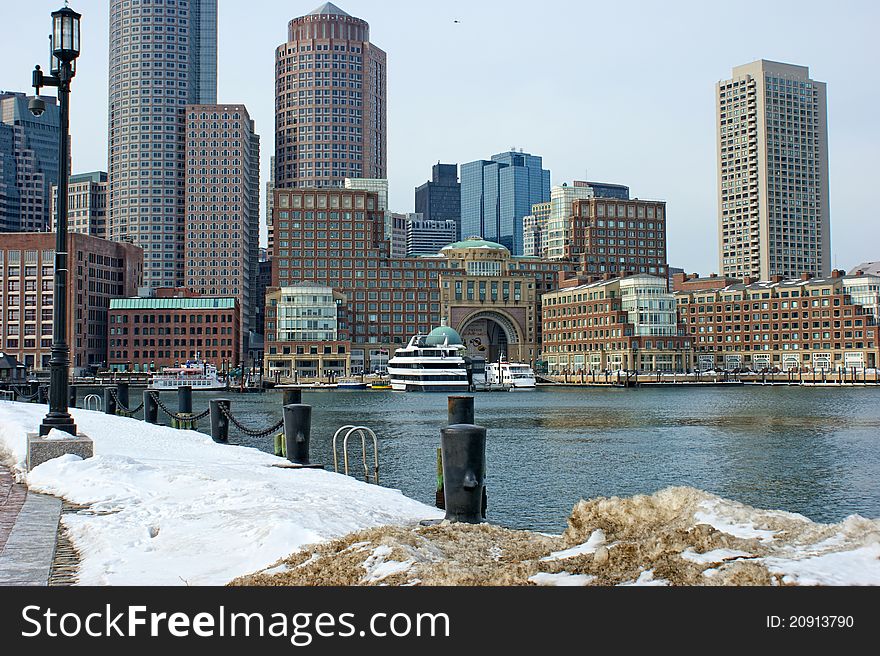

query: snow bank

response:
[236,488,880,587]
[0,401,441,586]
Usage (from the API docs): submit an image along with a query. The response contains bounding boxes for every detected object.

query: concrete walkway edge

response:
[0,492,62,586]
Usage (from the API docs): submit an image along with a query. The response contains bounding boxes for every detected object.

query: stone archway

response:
[457,310,523,363]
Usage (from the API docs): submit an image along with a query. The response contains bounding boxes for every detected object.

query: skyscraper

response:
[415,164,461,238]
[185,104,260,362]
[108,0,218,290]
[0,92,62,233]
[460,151,550,256]
[274,3,387,189]
[50,172,109,238]
[717,60,830,280]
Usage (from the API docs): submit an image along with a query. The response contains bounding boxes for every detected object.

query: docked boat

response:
[337,378,368,390]
[486,360,537,390]
[369,379,392,390]
[148,361,225,391]
[387,326,470,393]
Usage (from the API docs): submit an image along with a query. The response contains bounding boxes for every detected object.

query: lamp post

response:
[34,5,81,438]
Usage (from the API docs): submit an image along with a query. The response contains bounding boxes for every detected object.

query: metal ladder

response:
[83,394,102,411]
[332,425,379,485]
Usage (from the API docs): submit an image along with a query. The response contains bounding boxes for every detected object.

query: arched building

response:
[439,239,546,365]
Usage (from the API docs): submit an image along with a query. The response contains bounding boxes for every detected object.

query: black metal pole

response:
[39,60,76,437]
[143,390,158,425]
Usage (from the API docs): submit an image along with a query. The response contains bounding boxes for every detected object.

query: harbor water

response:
[77,386,880,533]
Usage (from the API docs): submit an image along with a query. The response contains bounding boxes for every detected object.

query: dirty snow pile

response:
[235,488,880,587]
[0,401,441,585]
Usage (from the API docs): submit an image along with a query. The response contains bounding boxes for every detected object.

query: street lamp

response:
[35,5,81,438]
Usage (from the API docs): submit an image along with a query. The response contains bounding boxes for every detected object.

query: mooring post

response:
[448,396,475,426]
[283,404,312,465]
[68,384,78,409]
[29,381,40,403]
[37,385,48,405]
[436,448,445,509]
[173,386,194,430]
[117,381,130,411]
[209,399,231,443]
[283,388,302,407]
[143,390,159,425]
[103,386,117,415]
[440,424,487,524]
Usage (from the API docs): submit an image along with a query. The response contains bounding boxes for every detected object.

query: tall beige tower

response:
[717,60,830,280]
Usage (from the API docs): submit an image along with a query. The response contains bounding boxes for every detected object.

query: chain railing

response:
[151,392,210,423]
[218,402,284,439]
[108,387,145,416]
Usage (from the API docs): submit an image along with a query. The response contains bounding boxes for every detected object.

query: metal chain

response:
[151,392,210,422]
[108,388,145,415]
[218,402,284,439]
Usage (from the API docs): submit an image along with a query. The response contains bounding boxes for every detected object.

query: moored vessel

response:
[387,326,470,393]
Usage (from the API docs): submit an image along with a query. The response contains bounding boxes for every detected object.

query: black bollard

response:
[209,399,231,443]
[117,381,130,411]
[283,404,312,465]
[37,385,48,405]
[104,387,118,415]
[440,424,487,524]
[177,386,193,414]
[283,388,302,407]
[68,384,78,409]
[143,390,159,425]
[447,396,475,426]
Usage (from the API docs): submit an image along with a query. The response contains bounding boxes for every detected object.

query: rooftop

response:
[110,298,237,311]
[308,2,351,17]
[441,237,509,253]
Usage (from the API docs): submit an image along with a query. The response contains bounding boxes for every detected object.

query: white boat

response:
[148,361,225,391]
[387,326,471,393]
[486,360,537,389]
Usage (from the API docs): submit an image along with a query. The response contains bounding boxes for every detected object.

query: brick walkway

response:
[0,465,27,554]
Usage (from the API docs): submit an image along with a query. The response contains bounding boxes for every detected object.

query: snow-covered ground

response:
[0,401,441,586]
[2,400,879,587]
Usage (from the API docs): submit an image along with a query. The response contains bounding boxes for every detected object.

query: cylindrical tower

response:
[275,3,386,189]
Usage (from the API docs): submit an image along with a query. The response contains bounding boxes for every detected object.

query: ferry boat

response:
[148,361,225,391]
[486,360,537,390]
[387,326,470,393]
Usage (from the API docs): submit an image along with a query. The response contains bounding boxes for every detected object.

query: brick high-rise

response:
[184,105,260,362]
[274,3,387,189]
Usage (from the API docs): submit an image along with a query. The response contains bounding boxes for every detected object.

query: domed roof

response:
[424,326,463,346]
[441,237,509,253]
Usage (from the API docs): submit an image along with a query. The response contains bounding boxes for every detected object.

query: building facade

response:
[566,198,668,280]
[542,273,692,374]
[0,92,62,233]
[406,218,457,256]
[108,0,218,289]
[0,233,143,375]
[275,3,387,189]
[677,271,879,372]
[460,151,550,256]
[266,188,573,375]
[717,60,830,280]
[544,183,595,260]
[255,252,273,337]
[264,284,350,380]
[523,201,550,258]
[415,163,461,238]
[50,172,109,238]
[108,293,239,373]
[184,104,260,361]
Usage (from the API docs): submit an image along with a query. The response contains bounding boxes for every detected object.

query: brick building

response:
[676,271,879,372]
[542,273,692,374]
[566,198,668,281]
[267,188,574,375]
[108,292,240,373]
[0,233,143,375]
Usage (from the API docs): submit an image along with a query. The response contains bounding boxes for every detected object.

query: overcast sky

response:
[2,0,878,273]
